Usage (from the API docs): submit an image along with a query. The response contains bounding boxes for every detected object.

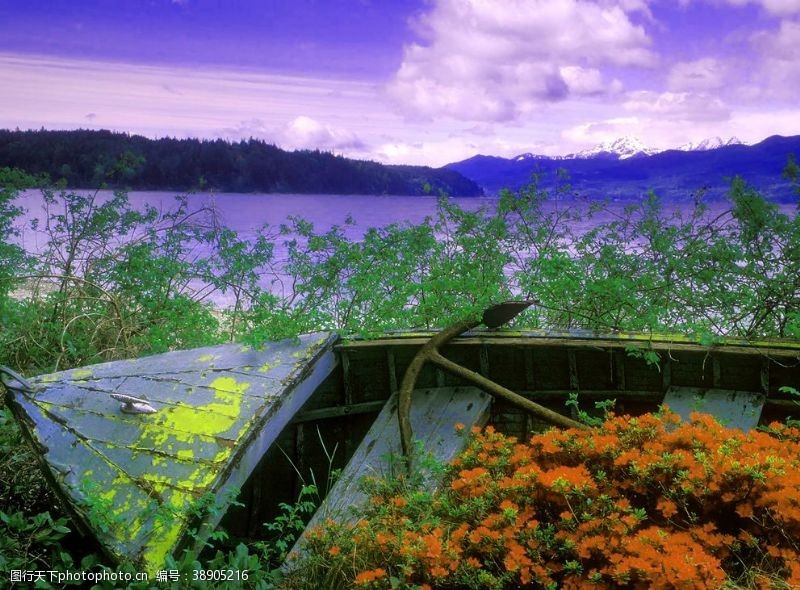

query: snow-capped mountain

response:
[571,136,659,160]
[677,136,743,152]
[445,134,799,198]
[510,136,746,163]
[512,152,569,162]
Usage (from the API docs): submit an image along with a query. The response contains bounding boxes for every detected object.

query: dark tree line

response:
[0,129,483,196]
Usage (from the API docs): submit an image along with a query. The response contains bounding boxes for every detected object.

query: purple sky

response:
[2,0,800,166]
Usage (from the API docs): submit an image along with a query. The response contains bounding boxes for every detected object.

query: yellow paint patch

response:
[258,361,278,373]
[176,449,194,461]
[137,377,250,448]
[196,354,219,362]
[141,488,194,574]
[99,488,118,504]
[70,369,93,379]
[129,376,252,571]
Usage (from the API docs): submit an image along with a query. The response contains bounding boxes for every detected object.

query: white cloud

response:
[279,115,366,151]
[667,58,728,91]
[748,18,800,100]
[718,0,800,15]
[562,117,641,145]
[623,90,731,121]
[727,108,800,142]
[222,118,271,139]
[375,134,560,166]
[682,0,800,14]
[387,0,656,122]
[0,53,380,156]
[560,66,623,96]
[222,115,366,151]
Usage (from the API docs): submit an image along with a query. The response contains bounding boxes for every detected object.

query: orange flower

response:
[656,498,678,518]
[311,411,800,589]
[466,556,481,568]
[354,568,387,585]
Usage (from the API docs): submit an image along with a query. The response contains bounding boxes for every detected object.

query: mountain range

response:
[446,135,800,201]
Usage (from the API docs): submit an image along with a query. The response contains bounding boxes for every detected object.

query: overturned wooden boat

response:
[1,333,339,572]
[3,318,800,572]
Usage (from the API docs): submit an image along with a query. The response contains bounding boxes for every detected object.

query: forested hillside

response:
[0,129,483,196]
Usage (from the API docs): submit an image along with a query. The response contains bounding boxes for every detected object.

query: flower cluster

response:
[297,410,800,588]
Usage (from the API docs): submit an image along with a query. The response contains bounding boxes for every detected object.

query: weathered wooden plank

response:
[186,336,339,559]
[33,401,232,462]
[32,335,328,384]
[613,351,626,390]
[33,378,271,442]
[512,389,793,410]
[387,350,398,394]
[663,387,766,431]
[568,350,579,390]
[339,332,800,357]
[479,345,489,376]
[524,349,535,390]
[288,386,491,562]
[341,350,352,406]
[662,358,672,392]
[292,400,386,423]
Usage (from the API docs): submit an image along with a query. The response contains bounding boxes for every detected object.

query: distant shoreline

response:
[0,128,484,197]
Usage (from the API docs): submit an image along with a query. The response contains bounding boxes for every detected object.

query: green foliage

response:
[0,188,228,373]
[0,509,76,585]
[4,170,798,374]
[0,406,55,515]
[565,393,617,427]
[255,484,319,565]
[624,345,661,370]
[0,168,36,309]
[783,153,799,195]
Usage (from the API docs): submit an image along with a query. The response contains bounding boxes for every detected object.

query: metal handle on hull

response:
[110,393,158,414]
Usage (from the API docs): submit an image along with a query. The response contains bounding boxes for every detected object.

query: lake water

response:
[11,190,797,305]
[20,189,792,245]
[13,191,493,250]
